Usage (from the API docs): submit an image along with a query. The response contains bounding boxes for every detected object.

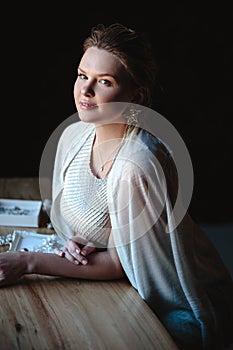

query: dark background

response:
[2,3,233,224]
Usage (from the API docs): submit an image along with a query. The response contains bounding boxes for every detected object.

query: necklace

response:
[98,143,120,173]
[93,125,131,176]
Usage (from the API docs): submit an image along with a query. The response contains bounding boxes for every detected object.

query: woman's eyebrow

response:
[78,66,117,79]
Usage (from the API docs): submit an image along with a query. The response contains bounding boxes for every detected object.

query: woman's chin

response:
[78,110,123,126]
[78,109,98,123]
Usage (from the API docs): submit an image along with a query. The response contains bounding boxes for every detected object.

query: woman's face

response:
[73,46,135,124]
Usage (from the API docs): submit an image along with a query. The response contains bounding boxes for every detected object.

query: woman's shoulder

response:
[138,129,172,158]
[61,120,94,138]
[123,128,173,168]
[111,128,174,183]
[58,120,94,149]
[55,121,94,169]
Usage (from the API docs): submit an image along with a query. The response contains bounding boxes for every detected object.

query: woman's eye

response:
[100,79,111,86]
[78,73,87,80]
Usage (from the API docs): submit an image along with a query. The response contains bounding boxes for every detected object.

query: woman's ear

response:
[131,87,145,104]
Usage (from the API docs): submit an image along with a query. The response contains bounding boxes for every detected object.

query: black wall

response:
[2,3,233,224]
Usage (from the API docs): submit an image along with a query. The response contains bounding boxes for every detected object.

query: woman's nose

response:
[81,82,95,97]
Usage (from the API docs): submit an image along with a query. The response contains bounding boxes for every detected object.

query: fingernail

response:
[81,250,87,256]
[76,248,80,254]
[82,259,88,265]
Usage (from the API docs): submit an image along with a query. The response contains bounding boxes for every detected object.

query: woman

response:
[1,23,233,350]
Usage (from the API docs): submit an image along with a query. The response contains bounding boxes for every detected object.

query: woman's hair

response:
[82,23,158,107]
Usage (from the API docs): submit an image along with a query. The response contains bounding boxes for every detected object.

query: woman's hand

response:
[54,238,96,265]
[0,251,28,286]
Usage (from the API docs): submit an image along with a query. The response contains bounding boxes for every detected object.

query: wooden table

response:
[0,178,178,350]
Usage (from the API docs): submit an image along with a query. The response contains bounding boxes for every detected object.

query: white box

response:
[8,230,64,253]
[0,199,42,227]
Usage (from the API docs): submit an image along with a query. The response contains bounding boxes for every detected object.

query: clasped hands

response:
[54,237,96,265]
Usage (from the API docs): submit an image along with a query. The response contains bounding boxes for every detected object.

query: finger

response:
[65,239,82,253]
[65,240,88,265]
[81,242,96,257]
[63,248,80,264]
[54,248,65,257]
[73,249,88,265]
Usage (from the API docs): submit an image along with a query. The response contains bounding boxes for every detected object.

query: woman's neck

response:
[94,122,127,145]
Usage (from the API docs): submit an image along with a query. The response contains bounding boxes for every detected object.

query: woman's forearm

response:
[27,250,125,280]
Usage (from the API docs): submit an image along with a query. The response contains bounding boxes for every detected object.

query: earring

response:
[126,107,142,126]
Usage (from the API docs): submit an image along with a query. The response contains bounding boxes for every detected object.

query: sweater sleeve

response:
[107,139,233,350]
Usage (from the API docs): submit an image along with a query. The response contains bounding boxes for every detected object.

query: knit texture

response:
[61,130,111,248]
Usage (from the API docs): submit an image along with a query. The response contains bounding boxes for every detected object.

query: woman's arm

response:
[0,233,125,287]
[29,245,124,280]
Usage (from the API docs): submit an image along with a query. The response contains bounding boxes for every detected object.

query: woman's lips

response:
[79,101,97,110]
